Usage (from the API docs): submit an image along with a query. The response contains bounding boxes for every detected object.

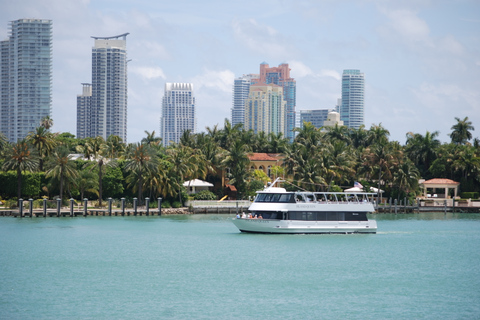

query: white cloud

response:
[288,61,313,78]
[231,18,296,59]
[377,7,433,49]
[191,69,235,93]
[130,66,166,81]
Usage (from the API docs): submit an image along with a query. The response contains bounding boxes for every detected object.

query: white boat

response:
[232,179,377,234]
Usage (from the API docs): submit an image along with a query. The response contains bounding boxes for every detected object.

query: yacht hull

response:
[233,218,377,234]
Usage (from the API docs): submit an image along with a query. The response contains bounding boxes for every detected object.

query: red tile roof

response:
[248,153,278,161]
[422,178,460,185]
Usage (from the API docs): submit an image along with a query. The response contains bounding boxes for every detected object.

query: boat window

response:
[253,211,282,219]
[295,194,304,202]
[326,212,338,221]
[345,212,368,221]
[255,193,293,203]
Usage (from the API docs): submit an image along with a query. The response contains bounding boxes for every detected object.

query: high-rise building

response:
[299,109,335,129]
[231,74,258,127]
[78,33,128,141]
[253,63,296,140]
[0,19,52,143]
[160,83,196,146]
[76,83,92,139]
[340,69,364,129]
[244,83,286,136]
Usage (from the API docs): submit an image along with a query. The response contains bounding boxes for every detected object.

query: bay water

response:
[1,213,479,319]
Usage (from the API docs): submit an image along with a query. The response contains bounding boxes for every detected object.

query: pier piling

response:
[158,197,162,216]
[29,199,33,218]
[19,199,24,218]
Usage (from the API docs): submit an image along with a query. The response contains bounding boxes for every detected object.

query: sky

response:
[1,0,479,144]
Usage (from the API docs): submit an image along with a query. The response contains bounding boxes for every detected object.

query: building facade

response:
[254,63,296,140]
[231,74,258,127]
[78,33,128,142]
[76,83,92,139]
[299,109,335,129]
[160,83,196,146]
[340,69,364,129]
[323,111,344,128]
[244,83,286,136]
[0,19,52,142]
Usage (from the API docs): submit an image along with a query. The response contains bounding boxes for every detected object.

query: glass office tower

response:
[0,19,52,142]
[340,69,364,129]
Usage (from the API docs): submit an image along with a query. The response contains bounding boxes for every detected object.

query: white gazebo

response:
[420,178,460,199]
[183,179,214,194]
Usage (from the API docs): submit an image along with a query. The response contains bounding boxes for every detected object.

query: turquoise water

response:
[1,213,479,319]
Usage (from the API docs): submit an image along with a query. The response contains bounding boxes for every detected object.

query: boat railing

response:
[294,192,376,205]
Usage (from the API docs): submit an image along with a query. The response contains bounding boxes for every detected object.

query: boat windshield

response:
[255,193,294,203]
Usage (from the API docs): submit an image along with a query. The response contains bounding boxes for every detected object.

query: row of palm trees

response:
[0,116,478,205]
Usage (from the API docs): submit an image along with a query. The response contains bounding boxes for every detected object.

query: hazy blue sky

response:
[2,0,479,143]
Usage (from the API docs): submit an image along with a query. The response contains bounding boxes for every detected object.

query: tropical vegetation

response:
[0,116,479,208]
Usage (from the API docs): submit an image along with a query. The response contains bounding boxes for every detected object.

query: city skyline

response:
[1,0,479,144]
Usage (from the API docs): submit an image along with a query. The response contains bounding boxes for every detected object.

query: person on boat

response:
[258,214,263,219]
[236,213,240,219]
[241,212,246,218]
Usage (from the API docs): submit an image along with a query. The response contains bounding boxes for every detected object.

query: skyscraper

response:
[231,74,258,127]
[244,83,286,136]
[79,33,128,141]
[76,83,92,139]
[254,63,296,140]
[0,19,52,143]
[340,69,364,129]
[160,83,196,146]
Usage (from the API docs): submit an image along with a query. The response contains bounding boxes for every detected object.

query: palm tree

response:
[2,140,39,200]
[166,145,205,204]
[0,132,8,157]
[324,123,351,144]
[26,126,57,171]
[45,146,78,201]
[79,136,108,206]
[76,168,99,200]
[103,135,125,159]
[323,141,356,187]
[405,131,440,178]
[267,132,288,153]
[253,131,269,152]
[220,119,242,149]
[294,121,321,150]
[367,123,390,147]
[349,125,369,149]
[40,116,53,130]
[362,143,400,202]
[220,139,251,198]
[124,143,158,205]
[142,130,162,147]
[450,116,474,145]
[393,159,420,200]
